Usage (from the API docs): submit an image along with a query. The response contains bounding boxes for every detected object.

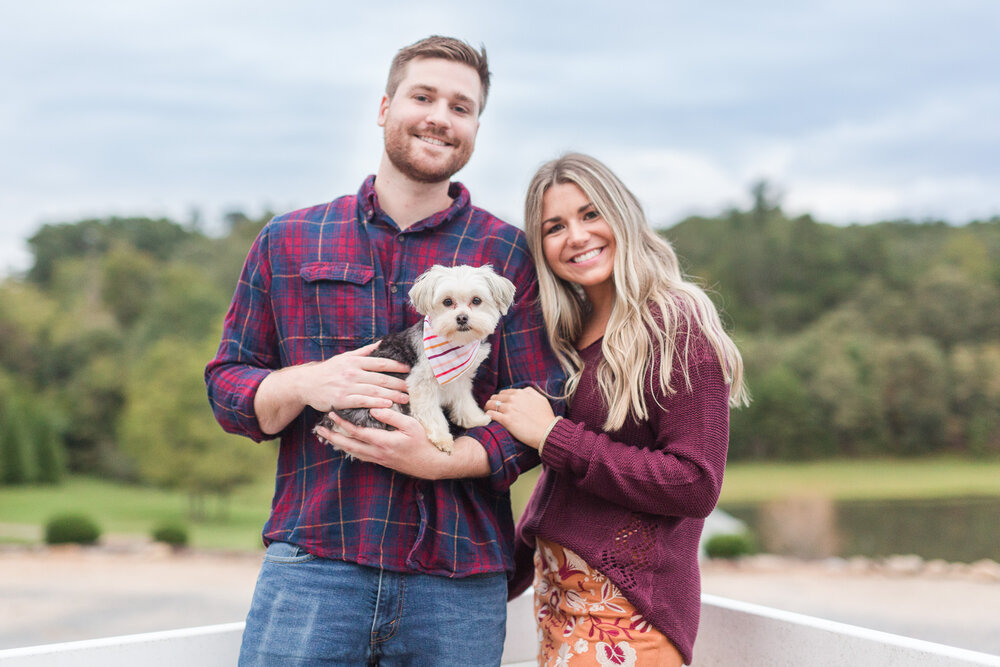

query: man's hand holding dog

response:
[255,342,410,436]
[316,409,490,480]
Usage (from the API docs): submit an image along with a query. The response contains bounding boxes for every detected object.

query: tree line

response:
[0,190,998,502]
[670,186,1000,460]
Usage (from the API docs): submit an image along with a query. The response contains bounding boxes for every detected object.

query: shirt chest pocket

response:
[300,262,377,354]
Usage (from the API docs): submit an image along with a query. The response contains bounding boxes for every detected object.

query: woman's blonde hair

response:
[524,153,749,430]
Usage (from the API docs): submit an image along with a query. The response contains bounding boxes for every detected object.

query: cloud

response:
[1,1,999,277]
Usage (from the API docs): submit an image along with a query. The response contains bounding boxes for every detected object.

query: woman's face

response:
[539,182,616,299]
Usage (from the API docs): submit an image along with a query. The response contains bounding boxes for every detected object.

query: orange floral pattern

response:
[533,538,682,666]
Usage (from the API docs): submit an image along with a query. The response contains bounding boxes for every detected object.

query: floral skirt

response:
[533,538,683,666]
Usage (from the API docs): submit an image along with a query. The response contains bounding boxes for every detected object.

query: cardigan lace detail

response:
[599,514,656,591]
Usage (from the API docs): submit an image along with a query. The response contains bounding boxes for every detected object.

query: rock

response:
[968,559,1000,582]
[882,554,924,576]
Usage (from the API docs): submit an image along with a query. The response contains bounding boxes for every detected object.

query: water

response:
[722,496,1000,563]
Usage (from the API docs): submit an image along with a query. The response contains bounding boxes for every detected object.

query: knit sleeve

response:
[540,357,729,519]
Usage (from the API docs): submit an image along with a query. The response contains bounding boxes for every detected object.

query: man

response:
[205,36,561,665]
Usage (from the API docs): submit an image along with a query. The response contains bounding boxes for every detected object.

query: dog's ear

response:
[480,265,517,315]
[409,265,445,314]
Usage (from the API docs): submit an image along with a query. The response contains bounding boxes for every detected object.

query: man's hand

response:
[315,409,490,480]
[255,342,410,435]
[300,343,410,412]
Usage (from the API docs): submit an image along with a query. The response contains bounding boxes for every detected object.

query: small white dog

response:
[315,264,516,454]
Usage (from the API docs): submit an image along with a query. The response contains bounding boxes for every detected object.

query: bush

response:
[151,521,189,548]
[45,513,101,545]
[705,532,757,559]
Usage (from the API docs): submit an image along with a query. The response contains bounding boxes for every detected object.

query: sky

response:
[2,1,999,276]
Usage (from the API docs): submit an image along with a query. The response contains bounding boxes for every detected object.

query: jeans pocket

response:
[263,541,317,564]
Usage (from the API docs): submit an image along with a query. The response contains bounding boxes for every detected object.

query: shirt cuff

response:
[538,417,584,474]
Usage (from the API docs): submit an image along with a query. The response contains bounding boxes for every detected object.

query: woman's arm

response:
[544,359,729,518]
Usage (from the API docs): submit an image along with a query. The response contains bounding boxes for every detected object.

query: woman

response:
[488,153,748,666]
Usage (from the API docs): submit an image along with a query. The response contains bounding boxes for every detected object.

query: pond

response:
[721,496,1000,563]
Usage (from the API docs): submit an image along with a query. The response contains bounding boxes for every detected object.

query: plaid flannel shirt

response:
[205,176,562,578]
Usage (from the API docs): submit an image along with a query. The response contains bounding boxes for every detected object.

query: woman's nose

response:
[567,221,589,244]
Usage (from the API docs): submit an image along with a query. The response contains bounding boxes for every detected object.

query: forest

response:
[1,187,998,504]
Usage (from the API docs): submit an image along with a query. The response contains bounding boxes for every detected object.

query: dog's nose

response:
[456,313,469,326]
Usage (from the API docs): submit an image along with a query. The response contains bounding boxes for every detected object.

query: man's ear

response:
[377,95,390,127]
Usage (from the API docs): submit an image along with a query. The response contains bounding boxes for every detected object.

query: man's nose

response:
[426,100,451,127]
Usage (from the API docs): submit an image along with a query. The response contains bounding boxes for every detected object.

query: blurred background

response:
[1,0,998,651]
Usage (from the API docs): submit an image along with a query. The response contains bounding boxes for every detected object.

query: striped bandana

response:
[423,316,481,385]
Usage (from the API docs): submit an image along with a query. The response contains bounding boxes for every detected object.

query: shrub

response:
[705,532,757,559]
[45,513,101,545]
[151,521,189,548]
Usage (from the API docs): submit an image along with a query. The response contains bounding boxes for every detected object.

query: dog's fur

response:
[314,264,516,454]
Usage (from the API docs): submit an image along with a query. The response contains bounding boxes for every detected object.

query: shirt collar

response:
[357,175,471,231]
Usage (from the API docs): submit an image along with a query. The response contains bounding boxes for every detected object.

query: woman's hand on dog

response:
[486,387,555,450]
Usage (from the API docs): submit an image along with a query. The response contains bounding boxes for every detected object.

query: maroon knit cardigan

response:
[509,323,730,665]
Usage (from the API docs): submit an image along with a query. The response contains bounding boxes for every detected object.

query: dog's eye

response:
[443,298,454,307]
[471,297,482,306]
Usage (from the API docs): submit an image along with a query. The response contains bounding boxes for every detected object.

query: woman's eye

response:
[472,297,482,306]
[543,223,563,235]
[443,298,454,307]
[583,210,599,220]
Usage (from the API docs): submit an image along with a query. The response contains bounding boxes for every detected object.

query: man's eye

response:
[453,105,469,115]
[471,297,482,306]
[443,298,454,307]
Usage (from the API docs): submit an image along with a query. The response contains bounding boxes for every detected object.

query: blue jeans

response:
[239,542,508,666]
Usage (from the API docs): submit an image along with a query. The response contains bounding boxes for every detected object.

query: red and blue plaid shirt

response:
[205,176,562,578]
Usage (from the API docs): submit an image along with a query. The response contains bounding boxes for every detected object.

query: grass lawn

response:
[0,475,274,552]
[3,457,999,552]
[716,457,1000,506]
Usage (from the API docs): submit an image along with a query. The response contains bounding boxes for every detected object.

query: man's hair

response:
[385,36,491,114]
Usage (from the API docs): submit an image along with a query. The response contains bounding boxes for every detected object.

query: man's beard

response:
[383,123,474,184]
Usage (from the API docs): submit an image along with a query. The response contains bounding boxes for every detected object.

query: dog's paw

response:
[428,430,455,455]
[457,412,491,428]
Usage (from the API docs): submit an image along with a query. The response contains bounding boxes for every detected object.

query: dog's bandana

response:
[423,316,481,385]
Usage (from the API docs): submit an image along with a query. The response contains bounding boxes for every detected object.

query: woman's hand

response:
[486,387,556,450]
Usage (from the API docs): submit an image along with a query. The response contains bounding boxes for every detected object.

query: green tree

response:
[100,244,157,329]
[949,344,1000,456]
[119,336,274,518]
[872,338,950,455]
[0,393,33,484]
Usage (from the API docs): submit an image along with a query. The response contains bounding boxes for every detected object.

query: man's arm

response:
[206,221,410,440]
[254,344,410,436]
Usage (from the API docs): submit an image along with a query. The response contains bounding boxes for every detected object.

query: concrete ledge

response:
[694,594,1000,666]
[4,594,999,666]
[0,623,244,666]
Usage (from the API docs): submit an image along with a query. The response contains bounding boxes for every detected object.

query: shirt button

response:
[397,235,405,243]
[390,285,398,294]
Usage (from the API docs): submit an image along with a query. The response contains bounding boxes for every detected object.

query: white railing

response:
[1,593,998,666]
